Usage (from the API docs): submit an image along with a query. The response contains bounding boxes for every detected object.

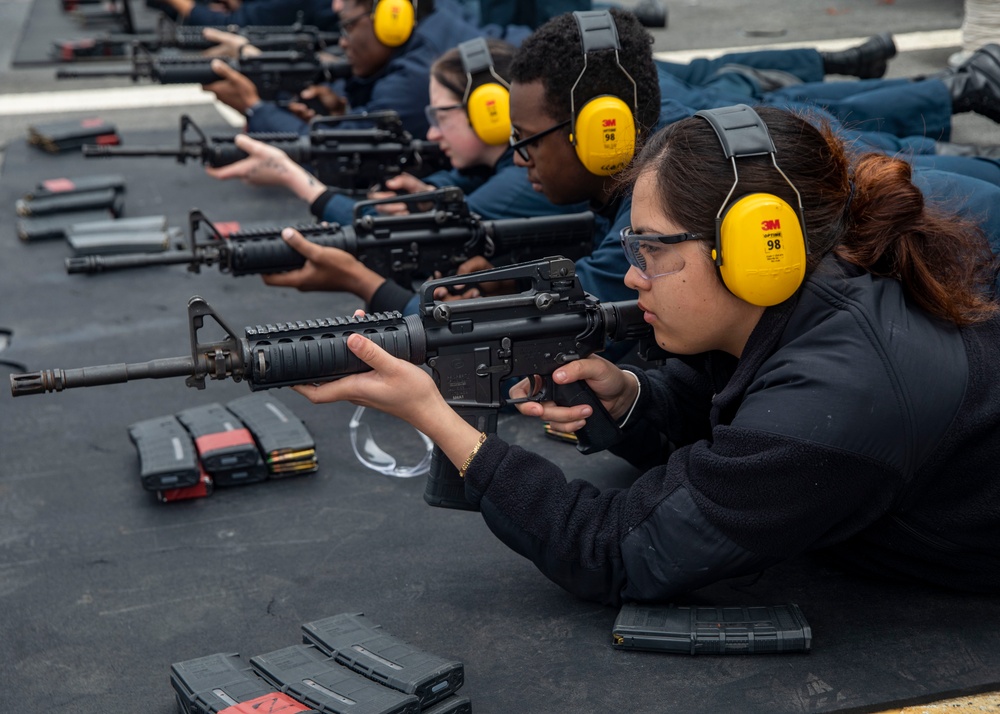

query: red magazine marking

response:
[40,178,77,193]
[158,471,212,503]
[195,428,255,454]
[219,692,312,713]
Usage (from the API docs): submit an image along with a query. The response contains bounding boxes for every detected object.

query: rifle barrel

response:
[10,356,196,396]
[83,145,190,159]
[66,252,197,274]
[56,66,135,79]
[487,212,595,249]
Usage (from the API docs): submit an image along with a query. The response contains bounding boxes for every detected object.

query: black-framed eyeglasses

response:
[619,226,703,279]
[509,119,571,161]
[424,103,465,128]
[339,9,369,34]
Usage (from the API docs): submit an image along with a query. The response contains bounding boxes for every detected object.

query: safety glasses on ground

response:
[619,226,702,279]
[349,405,434,478]
[509,119,572,161]
[424,103,465,128]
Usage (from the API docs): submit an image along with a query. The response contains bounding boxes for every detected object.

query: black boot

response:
[935,141,1000,160]
[632,0,667,29]
[821,34,896,79]
[937,44,1000,124]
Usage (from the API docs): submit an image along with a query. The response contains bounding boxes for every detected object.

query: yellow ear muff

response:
[570,94,636,176]
[466,82,510,146]
[371,0,414,47]
[717,193,806,306]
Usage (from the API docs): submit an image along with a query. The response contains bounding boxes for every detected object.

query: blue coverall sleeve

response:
[320,192,361,226]
[571,197,636,304]
[245,103,310,134]
[656,49,824,87]
[187,0,313,27]
[338,60,432,136]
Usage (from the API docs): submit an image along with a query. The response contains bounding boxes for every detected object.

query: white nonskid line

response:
[0,29,962,118]
[653,28,961,64]
[0,85,248,125]
[0,84,214,115]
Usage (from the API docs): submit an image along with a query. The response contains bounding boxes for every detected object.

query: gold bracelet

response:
[458,432,488,478]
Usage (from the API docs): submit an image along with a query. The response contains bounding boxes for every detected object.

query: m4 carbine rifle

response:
[53,18,341,61]
[65,187,596,288]
[11,256,655,511]
[55,45,351,106]
[82,113,448,194]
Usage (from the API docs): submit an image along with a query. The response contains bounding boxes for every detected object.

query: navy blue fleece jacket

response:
[461,256,1000,604]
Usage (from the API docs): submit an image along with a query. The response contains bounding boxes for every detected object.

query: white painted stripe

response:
[0,84,214,115]
[0,83,248,125]
[654,28,961,64]
[0,29,962,118]
[213,101,247,127]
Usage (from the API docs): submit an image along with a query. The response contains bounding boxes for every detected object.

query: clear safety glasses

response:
[619,226,702,279]
[338,9,368,36]
[508,119,572,161]
[424,103,464,129]
[349,405,434,479]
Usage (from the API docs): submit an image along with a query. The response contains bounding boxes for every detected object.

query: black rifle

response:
[55,45,351,105]
[53,18,341,61]
[11,256,654,510]
[65,187,594,285]
[82,113,448,193]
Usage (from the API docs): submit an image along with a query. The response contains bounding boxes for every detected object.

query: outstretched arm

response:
[205,134,326,204]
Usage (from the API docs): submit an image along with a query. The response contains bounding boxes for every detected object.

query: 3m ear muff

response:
[694,104,809,307]
[570,10,638,176]
[458,37,510,146]
[371,0,415,47]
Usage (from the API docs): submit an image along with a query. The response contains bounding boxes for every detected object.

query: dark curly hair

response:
[509,8,660,139]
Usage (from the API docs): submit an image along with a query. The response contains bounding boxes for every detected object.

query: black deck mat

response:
[1,127,999,714]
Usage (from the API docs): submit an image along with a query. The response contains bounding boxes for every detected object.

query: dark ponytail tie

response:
[844,179,856,216]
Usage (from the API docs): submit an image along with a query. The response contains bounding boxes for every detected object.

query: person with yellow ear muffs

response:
[498,8,660,316]
[204,36,582,316]
[323,35,587,228]
[499,8,1000,317]
[206,7,1000,320]
[214,9,660,362]
[204,0,487,136]
[287,102,1000,605]
[219,8,660,342]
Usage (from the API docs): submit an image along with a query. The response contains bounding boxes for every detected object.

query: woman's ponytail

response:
[837,152,998,325]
